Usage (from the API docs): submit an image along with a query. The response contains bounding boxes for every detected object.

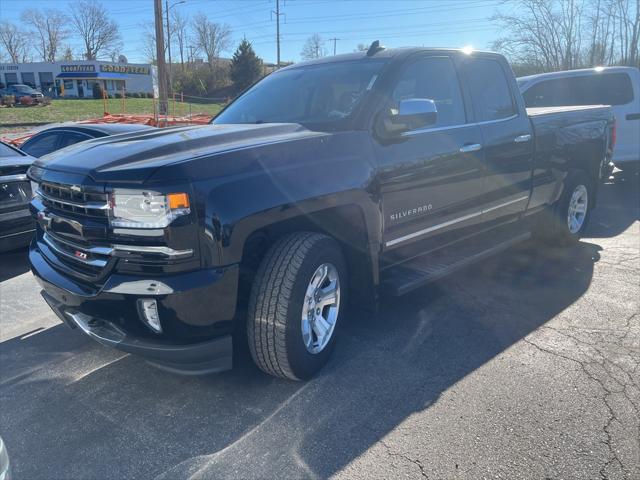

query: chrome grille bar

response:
[43,232,110,268]
[38,190,110,210]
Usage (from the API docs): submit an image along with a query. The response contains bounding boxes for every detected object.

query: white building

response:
[0,60,157,98]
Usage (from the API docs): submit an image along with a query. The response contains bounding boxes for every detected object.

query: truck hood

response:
[34,123,326,183]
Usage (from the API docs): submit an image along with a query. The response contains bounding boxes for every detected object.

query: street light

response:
[166,0,186,94]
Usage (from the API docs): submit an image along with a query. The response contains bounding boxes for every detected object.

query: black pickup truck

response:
[28,45,615,380]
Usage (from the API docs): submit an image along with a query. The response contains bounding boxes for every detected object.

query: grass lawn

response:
[0,98,224,131]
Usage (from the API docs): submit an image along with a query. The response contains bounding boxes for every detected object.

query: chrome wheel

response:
[567,184,588,234]
[301,263,341,354]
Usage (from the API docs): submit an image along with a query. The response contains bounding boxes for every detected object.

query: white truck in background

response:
[518,67,640,175]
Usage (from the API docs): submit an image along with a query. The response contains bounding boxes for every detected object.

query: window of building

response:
[390,56,467,128]
[38,72,54,93]
[463,58,517,121]
[21,72,36,88]
[63,80,74,90]
[4,73,18,87]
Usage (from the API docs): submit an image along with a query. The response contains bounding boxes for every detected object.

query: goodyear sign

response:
[61,64,95,73]
[100,65,150,75]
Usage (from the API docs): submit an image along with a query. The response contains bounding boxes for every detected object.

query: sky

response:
[0,0,508,64]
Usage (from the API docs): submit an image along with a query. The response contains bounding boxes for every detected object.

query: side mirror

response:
[397,98,438,128]
[378,98,438,139]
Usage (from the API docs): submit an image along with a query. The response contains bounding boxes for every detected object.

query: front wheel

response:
[247,232,347,380]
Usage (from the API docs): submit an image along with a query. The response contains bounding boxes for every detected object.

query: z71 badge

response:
[389,204,433,221]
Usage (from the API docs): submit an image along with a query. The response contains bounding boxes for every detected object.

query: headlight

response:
[30,181,40,199]
[27,165,44,181]
[110,189,190,228]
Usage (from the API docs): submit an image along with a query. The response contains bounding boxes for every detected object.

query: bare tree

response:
[192,13,231,68]
[62,46,75,61]
[172,10,189,70]
[21,9,69,62]
[616,0,640,66]
[493,0,639,71]
[301,33,326,60]
[0,22,31,63]
[70,0,122,60]
[140,21,172,65]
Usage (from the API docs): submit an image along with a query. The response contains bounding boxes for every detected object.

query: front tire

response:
[247,232,347,380]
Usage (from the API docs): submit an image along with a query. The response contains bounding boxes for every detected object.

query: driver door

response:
[373,55,487,265]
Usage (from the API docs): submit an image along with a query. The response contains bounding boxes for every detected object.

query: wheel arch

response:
[234,200,382,311]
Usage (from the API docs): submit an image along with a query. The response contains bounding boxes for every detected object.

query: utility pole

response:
[154,0,168,115]
[271,0,285,67]
[330,37,339,56]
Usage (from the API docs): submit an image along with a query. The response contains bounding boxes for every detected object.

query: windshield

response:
[14,85,33,93]
[213,59,387,130]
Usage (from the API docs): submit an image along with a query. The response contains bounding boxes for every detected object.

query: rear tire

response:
[247,232,347,380]
[538,170,593,244]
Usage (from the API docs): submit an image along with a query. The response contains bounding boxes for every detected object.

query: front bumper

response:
[30,243,239,375]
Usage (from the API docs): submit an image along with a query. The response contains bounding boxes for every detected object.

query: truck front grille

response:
[39,182,109,219]
[41,231,113,279]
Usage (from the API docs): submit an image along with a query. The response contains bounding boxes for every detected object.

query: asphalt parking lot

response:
[1,172,638,480]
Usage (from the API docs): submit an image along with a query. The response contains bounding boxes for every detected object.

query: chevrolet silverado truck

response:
[28,45,615,380]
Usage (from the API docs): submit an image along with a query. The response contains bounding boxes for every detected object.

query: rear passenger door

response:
[460,56,534,224]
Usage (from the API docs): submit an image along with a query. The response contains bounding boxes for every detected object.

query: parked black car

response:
[0,84,44,103]
[20,123,156,158]
[0,142,36,252]
[28,45,615,380]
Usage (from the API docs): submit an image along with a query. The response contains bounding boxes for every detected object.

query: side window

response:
[58,132,93,149]
[21,133,60,158]
[524,73,634,108]
[464,58,516,121]
[571,73,634,106]
[390,56,466,128]
[523,79,569,107]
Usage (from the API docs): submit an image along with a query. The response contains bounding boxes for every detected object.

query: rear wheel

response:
[247,232,347,380]
[539,170,593,243]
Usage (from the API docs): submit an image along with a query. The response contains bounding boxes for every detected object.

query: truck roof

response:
[518,66,639,83]
[282,46,503,70]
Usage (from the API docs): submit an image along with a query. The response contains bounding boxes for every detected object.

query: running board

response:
[381,231,531,296]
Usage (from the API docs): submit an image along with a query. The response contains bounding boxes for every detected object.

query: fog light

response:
[138,299,162,333]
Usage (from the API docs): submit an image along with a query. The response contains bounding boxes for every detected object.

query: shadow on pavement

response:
[587,171,640,238]
[0,239,601,479]
[0,248,30,283]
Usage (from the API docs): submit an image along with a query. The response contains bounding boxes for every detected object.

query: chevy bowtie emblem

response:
[74,250,88,260]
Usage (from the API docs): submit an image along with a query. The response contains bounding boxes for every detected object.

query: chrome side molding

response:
[386,195,529,247]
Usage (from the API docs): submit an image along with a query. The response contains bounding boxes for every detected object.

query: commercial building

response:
[0,60,157,98]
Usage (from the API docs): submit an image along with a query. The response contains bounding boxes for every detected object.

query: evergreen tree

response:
[230,39,263,92]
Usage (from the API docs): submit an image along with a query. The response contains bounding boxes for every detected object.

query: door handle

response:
[626,113,640,121]
[459,143,482,153]
[514,134,532,143]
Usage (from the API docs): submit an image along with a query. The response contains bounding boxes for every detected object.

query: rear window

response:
[523,73,634,107]
[0,143,21,157]
[21,132,59,158]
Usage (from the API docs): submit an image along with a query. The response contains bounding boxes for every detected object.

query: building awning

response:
[56,72,129,79]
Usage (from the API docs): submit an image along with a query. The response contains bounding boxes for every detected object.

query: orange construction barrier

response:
[1,112,215,147]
